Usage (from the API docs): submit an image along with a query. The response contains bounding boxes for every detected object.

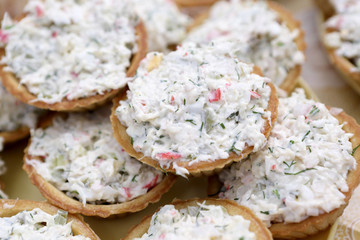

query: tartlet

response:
[0,0,147,111]
[0,199,99,239]
[0,82,38,144]
[208,89,360,239]
[314,0,360,92]
[132,0,191,52]
[23,107,176,218]
[123,198,272,240]
[111,43,278,177]
[185,0,306,92]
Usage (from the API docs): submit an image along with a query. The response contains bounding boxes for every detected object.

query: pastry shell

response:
[122,198,273,240]
[0,20,147,112]
[175,0,218,7]
[207,108,360,239]
[111,66,278,177]
[314,0,360,94]
[0,199,100,240]
[188,0,306,93]
[23,113,177,218]
[0,125,30,145]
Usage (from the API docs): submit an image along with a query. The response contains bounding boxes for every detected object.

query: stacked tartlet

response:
[208,89,360,238]
[131,0,191,52]
[0,82,38,144]
[0,0,147,111]
[184,0,306,92]
[123,199,272,240]
[0,199,100,239]
[315,0,360,93]
[112,42,278,177]
[24,106,176,217]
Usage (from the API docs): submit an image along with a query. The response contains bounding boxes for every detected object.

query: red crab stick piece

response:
[156,152,182,160]
[209,88,221,103]
[0,30,8,43]
[250,91,261,99]
[143,174,159,190]
[36,5,44,17]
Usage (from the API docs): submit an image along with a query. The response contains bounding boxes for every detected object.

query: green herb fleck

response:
[352,144,360,156]
[309,105,320,116]
[260,211,269,215]
[159,165,168,176]
[186,119,196,125]
[283,160,296,169]
[307,145,312,153]
[220,123,226,129]
[132,174,138,182]
[284,168,316,175]
[273,189,280,199]
[200,122,204,132]
[302,130,310,142]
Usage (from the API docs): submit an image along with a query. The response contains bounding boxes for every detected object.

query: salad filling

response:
[324,0,360,71]
[135,202,256,240]
[116,43,272,175]
[0,0,138,104]
[132,0,190,52]
[219,89,356,226]
[184,0,304,86]
[26,106,163,205]
[0,82,37,132]
[0,208,90,239]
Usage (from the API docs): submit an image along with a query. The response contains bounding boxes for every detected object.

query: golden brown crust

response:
[0,22,147,112]
[122,198,273,240]
[174,0,218,7]
[207,109,360,239]
[313,0,336,19]
[0,126,30,144]
[0,199,100,240]
[111,67,278,177]
[22,113,177,218]
[188,0,306,93]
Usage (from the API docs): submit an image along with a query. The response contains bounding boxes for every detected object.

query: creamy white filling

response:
[219,89,356,226]
[135,202,256,240]
[132,0,190,52]
[0,208,90,239]
[325,0,360,70]
[184,0,304,86]
[116,43,272,176]
[26,106,163,205]
[0,0,138,104]
[0,82,37,132]
[330,0,360,13]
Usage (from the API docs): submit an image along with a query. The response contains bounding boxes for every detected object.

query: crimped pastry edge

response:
[207,107,360,239]
[187,0,306,93]
[122,198,273,240]
[111,66,278,177]
[0,20,147,112]
[22,112,177,218]
[0,126,30,145]
[0,199,100,240]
